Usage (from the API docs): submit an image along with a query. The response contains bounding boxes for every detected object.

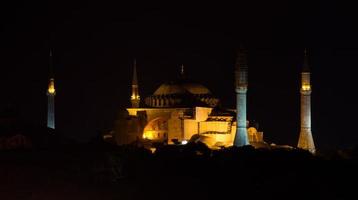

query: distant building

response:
[112,51,265,149]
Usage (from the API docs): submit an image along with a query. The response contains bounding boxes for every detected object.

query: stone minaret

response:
[234,47,249,146]
[47,50,56,129]
[131,59,140,108]
[298,49,316,153]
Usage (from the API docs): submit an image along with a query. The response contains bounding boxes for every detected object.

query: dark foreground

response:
[0,143,357,200]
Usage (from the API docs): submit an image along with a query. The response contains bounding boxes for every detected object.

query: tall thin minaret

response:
[179,64,186,80]
[298,49,316,153]
[131,59,140,108]
[234,47,249,146]
[47,50,56,129]
[180,64,184,76]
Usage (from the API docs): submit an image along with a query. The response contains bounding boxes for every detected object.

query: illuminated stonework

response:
[47,79,55,129]
[47,51,56,130]
[234,47,250,147]
[298,50,315,153]
[142,117,167,140]
[122,107,238,148]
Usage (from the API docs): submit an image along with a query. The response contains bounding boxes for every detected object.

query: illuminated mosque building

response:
[111,48,315,151]
[113,48,265,149]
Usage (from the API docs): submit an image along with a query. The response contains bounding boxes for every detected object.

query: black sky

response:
[1,1,357,150]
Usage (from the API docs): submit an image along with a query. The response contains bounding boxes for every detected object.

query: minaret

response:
[180,64,184,76]
[179,64,186,80]
[131,59,140,108]
[234,47,250,146]
[47,50,56,129]
[298,49,316,153]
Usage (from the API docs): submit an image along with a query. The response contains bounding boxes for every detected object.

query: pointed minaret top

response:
[180,64,184,76]
[132,59,138,85]
[47,49,56,95]
[235,46,248,71]
[49,49,54,79]
[235,46,248,88]
[130,59,140,108]
[303,48,310,72]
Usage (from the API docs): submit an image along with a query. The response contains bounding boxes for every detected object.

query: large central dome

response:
[154,82,211,95]
[145,80,219,108]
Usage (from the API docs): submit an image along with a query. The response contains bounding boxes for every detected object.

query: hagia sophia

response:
[113,63,263,149]
[2,47,315,152]
[99,47,316,153]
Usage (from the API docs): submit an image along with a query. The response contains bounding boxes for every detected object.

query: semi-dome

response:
[145,80,219,108]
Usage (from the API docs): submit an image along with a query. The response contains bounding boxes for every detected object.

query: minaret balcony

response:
[235,87,248,93]
[300,88,311,95]
[131,95,140,100]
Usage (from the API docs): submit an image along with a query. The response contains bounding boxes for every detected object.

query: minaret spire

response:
[298,49,315,153]
[132,59,138,85]
[47,50,56,129]
[233,46,249,147]
[131,59,140,108]
[180,64,184,76]
[303,48,310,72]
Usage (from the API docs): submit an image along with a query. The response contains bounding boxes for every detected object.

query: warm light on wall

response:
[143,130,157,140]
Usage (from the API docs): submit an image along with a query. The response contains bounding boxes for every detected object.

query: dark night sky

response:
[0,1,357,150]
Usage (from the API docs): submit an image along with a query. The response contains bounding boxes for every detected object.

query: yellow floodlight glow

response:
[131,94,140,100]
[302,85,311,91]
[48,80,55,94]
[143,130,157,140]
